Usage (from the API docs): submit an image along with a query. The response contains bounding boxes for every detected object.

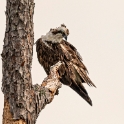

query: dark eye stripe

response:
[53,30,65,36]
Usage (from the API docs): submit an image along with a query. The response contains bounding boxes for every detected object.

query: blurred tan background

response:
[0,0,124,124]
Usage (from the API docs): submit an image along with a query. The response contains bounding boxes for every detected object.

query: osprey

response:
[36,24,96,106]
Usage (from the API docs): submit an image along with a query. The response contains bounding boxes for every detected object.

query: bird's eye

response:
[62,32,65,36]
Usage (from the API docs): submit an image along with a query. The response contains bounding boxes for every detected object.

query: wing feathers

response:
[61,40,96,87]
[74,64,96,87]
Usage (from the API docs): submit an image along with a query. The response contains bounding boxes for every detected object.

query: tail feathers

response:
[70,82,92,106]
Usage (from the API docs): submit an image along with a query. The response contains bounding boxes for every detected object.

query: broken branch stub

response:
[42,61,63,94]
[32,61,63,121]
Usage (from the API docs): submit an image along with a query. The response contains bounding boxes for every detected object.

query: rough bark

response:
[2,0,62,124]
[2,60,62,124]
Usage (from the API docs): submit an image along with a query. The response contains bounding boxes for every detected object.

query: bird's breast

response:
[41,41,64,73]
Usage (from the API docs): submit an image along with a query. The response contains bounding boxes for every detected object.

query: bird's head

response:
[41,24,69,43]
[50,24,69,41]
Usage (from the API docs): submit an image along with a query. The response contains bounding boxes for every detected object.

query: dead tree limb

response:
[2,61,62,124]
[2,0,62,124]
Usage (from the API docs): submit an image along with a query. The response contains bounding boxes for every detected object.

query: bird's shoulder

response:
[60,40,88,73]
[60,40,82,61]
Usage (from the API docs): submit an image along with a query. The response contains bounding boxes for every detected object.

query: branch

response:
[33,61,63,117]
[20,61,63,123]
[2,61,63,124]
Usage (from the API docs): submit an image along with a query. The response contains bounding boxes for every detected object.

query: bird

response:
[36,24,96,106]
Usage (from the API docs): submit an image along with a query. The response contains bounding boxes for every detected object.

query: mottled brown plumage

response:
[36,24,96,106]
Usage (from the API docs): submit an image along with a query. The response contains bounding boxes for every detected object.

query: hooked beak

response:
[64,35,67,40]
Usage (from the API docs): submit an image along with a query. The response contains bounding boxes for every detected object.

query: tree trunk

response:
[2,0,62,124]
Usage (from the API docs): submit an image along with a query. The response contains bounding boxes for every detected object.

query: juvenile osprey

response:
[36,24,96,106]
